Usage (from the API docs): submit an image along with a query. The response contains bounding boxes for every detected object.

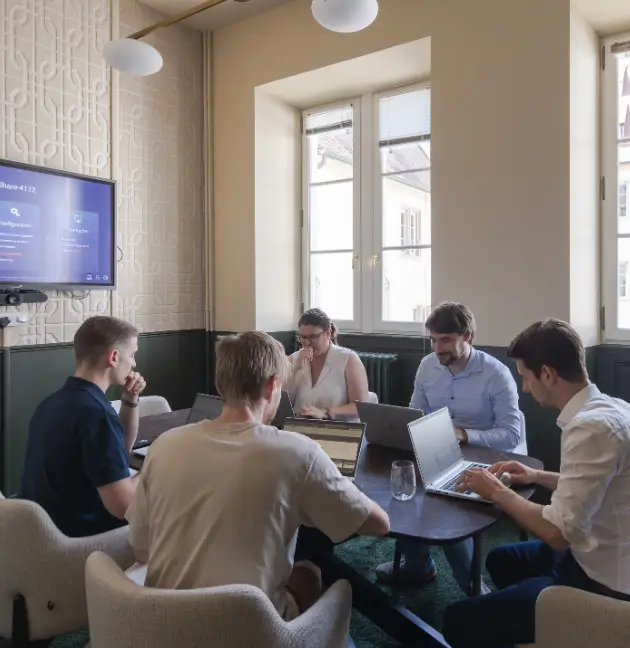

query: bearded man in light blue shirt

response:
[376,302,524,592]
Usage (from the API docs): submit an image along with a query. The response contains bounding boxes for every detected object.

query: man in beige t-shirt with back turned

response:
[126,331,390,618]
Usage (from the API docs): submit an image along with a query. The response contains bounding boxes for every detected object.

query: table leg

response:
[317,551,450,648]
[470,532,483,597]
[298,527,449,647]
[393,539,402,576]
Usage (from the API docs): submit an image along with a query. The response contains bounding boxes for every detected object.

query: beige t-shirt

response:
[126,420,373,617]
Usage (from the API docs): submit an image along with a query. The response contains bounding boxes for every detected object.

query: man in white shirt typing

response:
[442,319,630,648]
[126,331,390,619]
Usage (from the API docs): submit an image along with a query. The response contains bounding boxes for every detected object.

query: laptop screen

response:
[408,408,463,484]
[283,419,364,477]
[187,393,224,424]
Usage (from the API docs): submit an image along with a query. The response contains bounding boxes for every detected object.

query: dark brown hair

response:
[507,318,587,383]
[215,331,290,405]
[425,302,476,342]
[74,316,138,366]
[298,308,339,344]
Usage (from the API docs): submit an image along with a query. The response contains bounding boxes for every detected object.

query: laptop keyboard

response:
[441,463,488,494]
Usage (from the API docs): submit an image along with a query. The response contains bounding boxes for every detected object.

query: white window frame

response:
[302,98,362,332]
[301,82,431,335]
[372,82,431,334]
[602,32,630,342]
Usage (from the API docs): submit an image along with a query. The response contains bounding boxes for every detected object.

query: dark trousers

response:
[442,540,630,648]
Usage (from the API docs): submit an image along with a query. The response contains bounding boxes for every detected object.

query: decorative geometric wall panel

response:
[115,0,205,333]
[0,0,205,345]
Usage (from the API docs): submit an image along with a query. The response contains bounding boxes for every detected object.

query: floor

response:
[1,519,521,648]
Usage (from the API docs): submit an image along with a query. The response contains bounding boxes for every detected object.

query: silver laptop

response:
[408,407,491,502]
[356,401,424,451]
[283,418,365,479]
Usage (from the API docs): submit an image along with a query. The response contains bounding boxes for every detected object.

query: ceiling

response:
[572,0,630,35]
[142,0,630,35]
[139,0,291,30]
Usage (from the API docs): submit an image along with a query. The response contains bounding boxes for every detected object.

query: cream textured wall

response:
[0,0,204,345]
[212,0,574,345]
[254,89,300,331]
[569,6,600,347]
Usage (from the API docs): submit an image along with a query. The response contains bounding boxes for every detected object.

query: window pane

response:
[379,89,430,143]
[617,55,630,137]
[382,248,431,323]
[310,252,353,321]
[381,140,430,173]
[309,182,353,251]
[619,239,630,329]
[382,173,431,247]
[619,142,630,234]
[308,130,353,184]
[304,106,352,133]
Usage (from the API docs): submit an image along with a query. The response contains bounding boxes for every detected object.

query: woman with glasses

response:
[287,308,369,420]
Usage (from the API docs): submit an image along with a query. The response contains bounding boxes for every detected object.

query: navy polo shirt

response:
[21,376,130,537]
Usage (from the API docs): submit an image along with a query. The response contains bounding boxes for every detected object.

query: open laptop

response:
[271,390,295,429]
[283,418,365,479]
[185,391,294,428]
[408,407,491,502]
[186,393,224,424]
[356,401,424,451]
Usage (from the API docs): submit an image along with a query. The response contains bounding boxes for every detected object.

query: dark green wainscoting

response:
[0,329,207,495]
[255,332,600,478]
[0,326,620,496]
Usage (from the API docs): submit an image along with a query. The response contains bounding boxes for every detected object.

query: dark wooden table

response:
[356,442,542,594]
[133,411,544,647]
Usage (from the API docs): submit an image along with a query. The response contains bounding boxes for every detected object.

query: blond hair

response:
[215,331,290,405]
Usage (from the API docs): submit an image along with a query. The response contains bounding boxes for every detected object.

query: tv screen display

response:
[0,158,115,289]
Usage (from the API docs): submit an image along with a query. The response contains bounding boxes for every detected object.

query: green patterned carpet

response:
[1,519,521,648]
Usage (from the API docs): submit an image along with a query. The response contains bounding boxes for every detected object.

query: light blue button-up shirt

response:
[410,348,522,451]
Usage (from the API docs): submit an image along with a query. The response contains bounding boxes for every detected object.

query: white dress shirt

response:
[542,383,630,594]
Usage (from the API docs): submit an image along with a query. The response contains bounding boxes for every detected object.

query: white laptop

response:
[408,407,491,502]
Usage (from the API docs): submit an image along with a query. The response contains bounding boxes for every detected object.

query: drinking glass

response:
[391,460,416,501]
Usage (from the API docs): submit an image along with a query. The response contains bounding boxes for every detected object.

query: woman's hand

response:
[297,346,314,367]
[296,405,327,419]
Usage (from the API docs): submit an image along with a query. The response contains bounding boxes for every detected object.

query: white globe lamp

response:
[311,0,379,33]
[103,38,163,77]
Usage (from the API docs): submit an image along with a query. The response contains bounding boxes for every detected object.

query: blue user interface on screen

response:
[0,162,114,287]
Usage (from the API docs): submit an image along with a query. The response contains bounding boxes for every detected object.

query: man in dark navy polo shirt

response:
[21,315,147,537]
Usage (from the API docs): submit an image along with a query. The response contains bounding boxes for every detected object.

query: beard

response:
[437,352,457,366]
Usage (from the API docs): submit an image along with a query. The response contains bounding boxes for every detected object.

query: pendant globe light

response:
[103,0,248,76]
[311,0,379,33]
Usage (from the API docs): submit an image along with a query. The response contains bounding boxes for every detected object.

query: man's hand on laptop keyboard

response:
[455,466,508,502]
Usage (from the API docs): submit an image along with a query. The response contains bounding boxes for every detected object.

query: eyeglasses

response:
[296,330,327,344]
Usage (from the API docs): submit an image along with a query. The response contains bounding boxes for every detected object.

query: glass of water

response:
[391,460,416,501]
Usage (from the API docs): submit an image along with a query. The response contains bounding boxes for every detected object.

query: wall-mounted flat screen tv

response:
[0,158,116,289]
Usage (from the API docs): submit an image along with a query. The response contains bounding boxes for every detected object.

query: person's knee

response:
[287,561,322,613]
[485,544,510,576]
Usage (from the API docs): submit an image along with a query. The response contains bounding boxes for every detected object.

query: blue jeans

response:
[398,537,474,593]
[442,540,630,648]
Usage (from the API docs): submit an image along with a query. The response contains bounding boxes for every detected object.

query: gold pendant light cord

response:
[128,0,231,40]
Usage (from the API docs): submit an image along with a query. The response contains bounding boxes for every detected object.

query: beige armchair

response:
[0,496,134,646]
[86,551,354,648]
[110,395,171,417]
[518,586,630,648]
